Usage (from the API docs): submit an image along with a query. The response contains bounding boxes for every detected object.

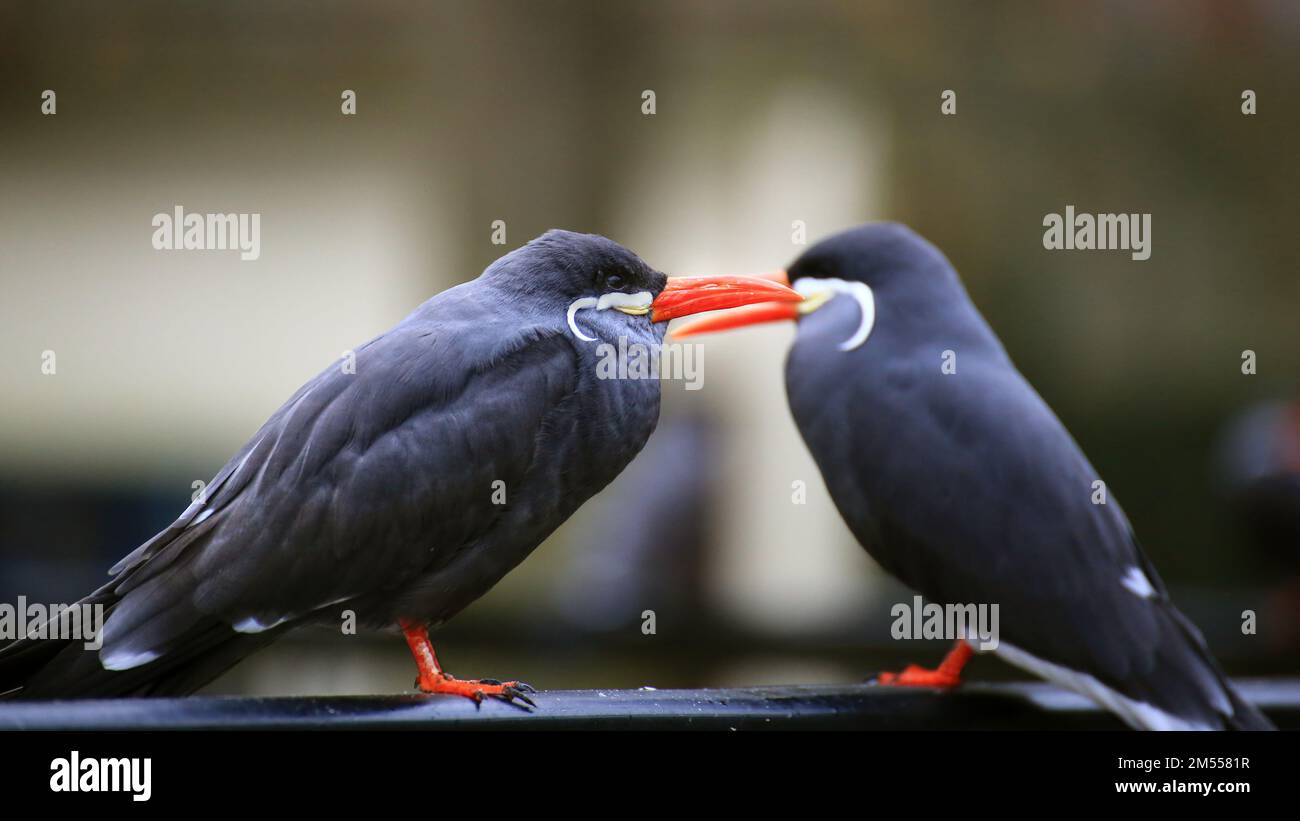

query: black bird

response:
[674,223,1273,730]
[0,229,799,703]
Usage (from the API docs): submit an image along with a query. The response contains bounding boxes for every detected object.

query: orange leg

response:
[398,619,535,708]
[876,640,973,689]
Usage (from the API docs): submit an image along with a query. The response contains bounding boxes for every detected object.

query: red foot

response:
[416,673,536,707]
[398,618,535,708]
[875,641,972,689]
[876,664,962,688]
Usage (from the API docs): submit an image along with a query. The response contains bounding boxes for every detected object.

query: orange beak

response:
[650,272,801,324]
[667,270,802,338]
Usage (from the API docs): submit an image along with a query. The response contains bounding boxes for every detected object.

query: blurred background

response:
[1,1,1297,695]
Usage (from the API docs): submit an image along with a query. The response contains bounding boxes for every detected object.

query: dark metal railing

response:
[1,680,1294,730]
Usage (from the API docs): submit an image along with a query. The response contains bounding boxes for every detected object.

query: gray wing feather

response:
[100,316,577,667]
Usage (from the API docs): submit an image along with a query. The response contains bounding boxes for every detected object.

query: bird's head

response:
[488,229,804,344]
[669,222,955,352]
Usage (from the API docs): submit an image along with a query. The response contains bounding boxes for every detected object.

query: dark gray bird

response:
[674,222,1273,730]
[0,229,799,703]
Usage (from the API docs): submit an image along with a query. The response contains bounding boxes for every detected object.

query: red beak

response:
[666,270,801,338]
[650,272,801,323]
[669,300,801,339]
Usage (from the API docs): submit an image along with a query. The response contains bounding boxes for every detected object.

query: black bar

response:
[1,679,1295,731]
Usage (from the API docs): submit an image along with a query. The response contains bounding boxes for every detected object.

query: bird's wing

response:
[832,356,1242,728]
[98,317,579,668]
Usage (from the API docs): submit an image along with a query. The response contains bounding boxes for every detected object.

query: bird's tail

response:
[0,583,281,699]
[1223,684,1274,731]
[1153,606,1274,731]
[994,599,1274,731]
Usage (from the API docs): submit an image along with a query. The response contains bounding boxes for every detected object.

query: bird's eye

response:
[604,274,625,290]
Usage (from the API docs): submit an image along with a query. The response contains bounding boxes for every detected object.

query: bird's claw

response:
[500,682,537,708]
[466,680,535,709]
[415,674,537,709]
[467,678,535,705]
